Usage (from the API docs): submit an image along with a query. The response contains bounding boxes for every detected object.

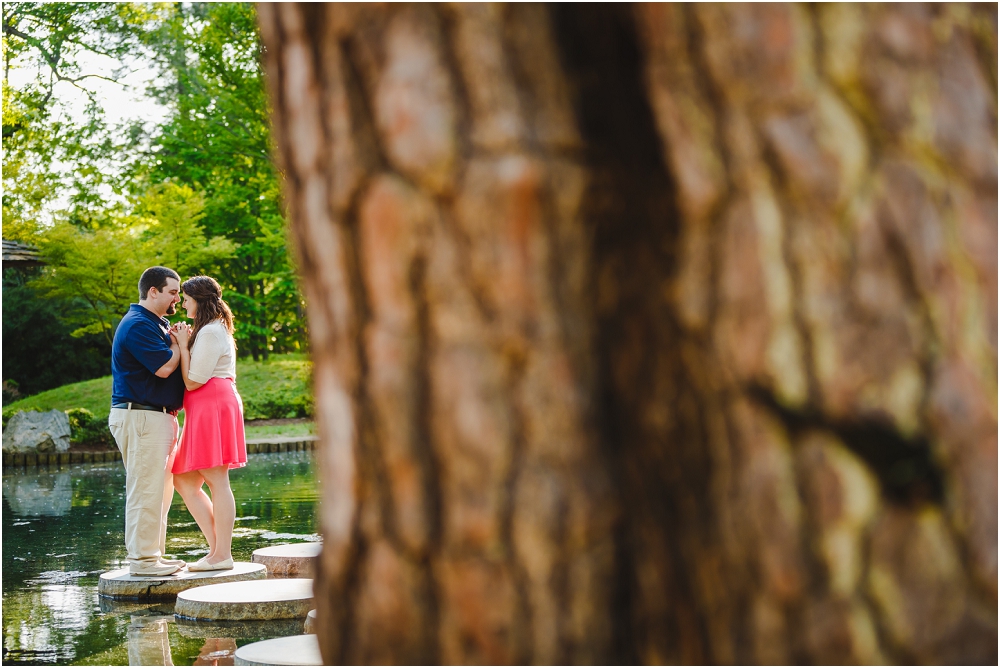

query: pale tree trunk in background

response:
[258,3,997,664]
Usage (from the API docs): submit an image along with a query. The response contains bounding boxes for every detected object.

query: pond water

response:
[2,451,320,665]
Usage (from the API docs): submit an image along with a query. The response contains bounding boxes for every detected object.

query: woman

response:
[170,275,247,571]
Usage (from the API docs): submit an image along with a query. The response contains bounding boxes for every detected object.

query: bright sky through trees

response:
[5,46,167,220]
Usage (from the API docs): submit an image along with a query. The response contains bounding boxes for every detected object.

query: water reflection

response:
[3,470,73,516]
[99,599,176,616]
[41,583,92,632]
[2,452,319,666]
[128,615,175,666]
[191,638,237,666]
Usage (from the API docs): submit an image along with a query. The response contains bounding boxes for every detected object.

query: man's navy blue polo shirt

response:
[111,304,185,409]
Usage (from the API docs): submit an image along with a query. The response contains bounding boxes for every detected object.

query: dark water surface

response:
[2,451,320,665]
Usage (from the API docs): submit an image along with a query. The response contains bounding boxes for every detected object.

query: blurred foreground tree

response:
[260,4,996,664]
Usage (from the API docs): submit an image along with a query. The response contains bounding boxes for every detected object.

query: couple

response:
[108,266,247,577]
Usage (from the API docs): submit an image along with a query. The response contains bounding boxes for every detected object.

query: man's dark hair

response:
[138,266,180,300]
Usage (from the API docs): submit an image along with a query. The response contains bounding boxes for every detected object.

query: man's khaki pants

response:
[108,407,178,568]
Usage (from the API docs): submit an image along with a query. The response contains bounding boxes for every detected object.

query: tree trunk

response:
[258,3,997,664]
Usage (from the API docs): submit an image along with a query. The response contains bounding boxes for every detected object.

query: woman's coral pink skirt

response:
[172,377,247,474]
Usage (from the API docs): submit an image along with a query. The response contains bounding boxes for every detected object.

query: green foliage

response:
[140,2,306,360]
[131,182,238,277]
[2,2,161,237]
[2,405,35,427]
[28,183,237,344]
[2,275,112,396]
[3,1,308,397]
[2,379,22,403]
[65,407,113,446]
[33,223,149,342]
[1,85,57,242]
[2,3,155,93]
[234,355,313,420]
[244,421,315,439]
[2,375,112,419]
[241,390,314,421]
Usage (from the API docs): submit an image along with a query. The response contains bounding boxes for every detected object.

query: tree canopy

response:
[2,2,305,395]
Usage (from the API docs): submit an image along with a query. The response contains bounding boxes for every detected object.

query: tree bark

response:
[258,3,997,664]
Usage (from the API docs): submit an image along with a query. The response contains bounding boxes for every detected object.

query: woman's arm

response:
[172,324,205,391]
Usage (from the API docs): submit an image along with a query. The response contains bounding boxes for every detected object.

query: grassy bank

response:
[2,354,314,441]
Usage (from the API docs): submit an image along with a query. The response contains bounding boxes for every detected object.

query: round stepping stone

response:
[234,634,323,666]
[303,609,317,634]
[98,562,267,600]
[252,542,321,576]
[175,578,313,621]
[175,616,305,640]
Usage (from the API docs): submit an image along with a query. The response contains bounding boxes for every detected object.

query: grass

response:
[3,353,314,426]
[244,422,316,440]
[3,376,113,418]
[236,354,313,419]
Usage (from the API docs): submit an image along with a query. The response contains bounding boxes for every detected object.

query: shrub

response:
[241,387,314,420]
[3,380,22,404]
[2,406,37,428]
[2,281,112,397]
[65,408,113,446]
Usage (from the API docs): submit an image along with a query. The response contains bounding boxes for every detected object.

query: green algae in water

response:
[2,451,319,665]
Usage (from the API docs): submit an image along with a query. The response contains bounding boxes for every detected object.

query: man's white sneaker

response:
[160,558,187,567]
[130,561,182,577]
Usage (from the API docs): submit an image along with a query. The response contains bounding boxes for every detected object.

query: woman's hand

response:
[171,322,191,347]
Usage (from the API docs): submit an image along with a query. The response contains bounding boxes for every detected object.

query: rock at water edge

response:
[3,410,72,454]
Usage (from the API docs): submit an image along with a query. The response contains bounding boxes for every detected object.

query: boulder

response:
[2,410,72,454]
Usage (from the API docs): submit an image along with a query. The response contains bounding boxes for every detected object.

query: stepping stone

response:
[174,616,305,640]
[252,542,322,576]
[234,634,323,666]
[175,578,313,621]
[303,609,317,634]
[98,562,267,600]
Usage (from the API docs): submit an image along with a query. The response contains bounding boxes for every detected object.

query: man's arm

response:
[154,340,181,378]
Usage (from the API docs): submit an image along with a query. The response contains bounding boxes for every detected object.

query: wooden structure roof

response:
[2,239,44,268]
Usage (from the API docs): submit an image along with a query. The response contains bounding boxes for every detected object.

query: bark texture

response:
[258,3,997,664]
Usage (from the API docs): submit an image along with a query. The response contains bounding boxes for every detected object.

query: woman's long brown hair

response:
[181,275,235,350]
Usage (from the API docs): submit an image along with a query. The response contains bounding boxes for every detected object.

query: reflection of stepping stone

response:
[252,543,322,576]
[304,609,317,634]
[98,562,267,600]
[175,578,313,621]
[234,634,323,666]
[174,616,305,639]
[98,598,176,615]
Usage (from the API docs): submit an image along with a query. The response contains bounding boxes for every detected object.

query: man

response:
[109,266,186,576]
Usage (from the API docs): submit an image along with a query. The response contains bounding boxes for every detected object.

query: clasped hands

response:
[170,321,192,347]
